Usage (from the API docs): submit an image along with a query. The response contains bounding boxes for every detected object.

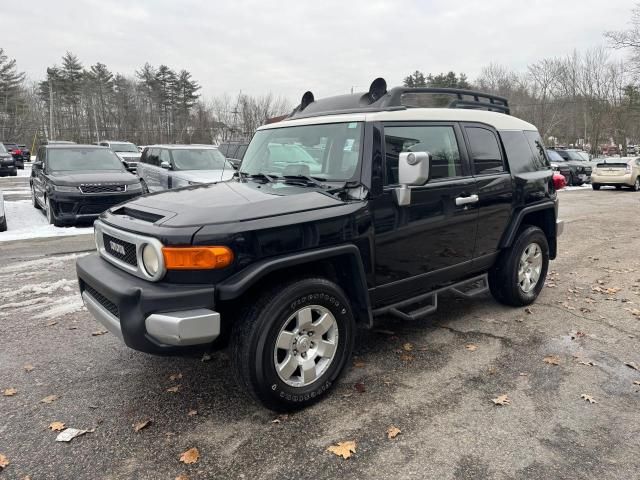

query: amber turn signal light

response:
[162,246,234,270]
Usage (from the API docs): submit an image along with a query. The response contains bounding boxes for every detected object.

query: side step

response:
[373,274,489,321]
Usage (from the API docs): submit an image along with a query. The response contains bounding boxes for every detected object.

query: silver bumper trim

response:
[82,291,123,340]
[145,309,220,346]
[556,219,564,237]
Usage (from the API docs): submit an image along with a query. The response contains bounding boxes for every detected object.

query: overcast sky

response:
[3,0,634,103]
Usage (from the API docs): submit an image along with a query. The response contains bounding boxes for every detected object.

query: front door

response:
[371,122,479,305]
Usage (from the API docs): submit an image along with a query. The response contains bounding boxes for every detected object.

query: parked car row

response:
[547,148,593,186]
[0,141,29,169]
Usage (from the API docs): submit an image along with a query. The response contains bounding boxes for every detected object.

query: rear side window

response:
[236,145,248,159]
[523,131,551,170]
[501,131,541,173]
[465,127,504,175]
[218,144,229,156]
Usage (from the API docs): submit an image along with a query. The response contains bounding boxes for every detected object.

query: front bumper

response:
[50,191,140,224]
[77,253,219,353]
[556,219,564,237]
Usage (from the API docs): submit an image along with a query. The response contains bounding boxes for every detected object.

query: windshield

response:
[0,144,6,154]
[171,149,228,170]
[566,151,586,161]
[47,148,125,172]
[110,143,139,153]
[240,122,363,181]
[547,150,565,162]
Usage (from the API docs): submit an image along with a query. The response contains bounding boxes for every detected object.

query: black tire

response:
[0,216,6,232]
[45,197,64,227]
[10,170,17,177]
[231,277,356,411]
[632,177,640,192]
[489,226,550,307]
[592,184,601,191]
[31,185,41,210]
[615,185,623,190]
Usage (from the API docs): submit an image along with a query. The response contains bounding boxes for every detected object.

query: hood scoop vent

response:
[111,206,165,224]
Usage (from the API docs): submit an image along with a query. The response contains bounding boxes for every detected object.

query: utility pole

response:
[231,90,241,141]
[49,80,54,140]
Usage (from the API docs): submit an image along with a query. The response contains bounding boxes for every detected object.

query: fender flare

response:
[217,245,373,327]
[500,201,557,257]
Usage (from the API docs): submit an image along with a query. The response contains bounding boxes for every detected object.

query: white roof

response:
[259,108,537,132]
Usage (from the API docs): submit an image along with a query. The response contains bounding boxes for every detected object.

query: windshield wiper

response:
[237,171,278,183]
[282,174,326,187]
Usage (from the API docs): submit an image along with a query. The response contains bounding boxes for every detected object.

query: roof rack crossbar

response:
[383,87,510,115]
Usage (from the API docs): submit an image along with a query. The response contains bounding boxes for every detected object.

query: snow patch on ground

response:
[0,252,90,274]
[17,165,32,177]
[0,278,78,301]
[0,200,93,242]
[0,297,49,310]
[33,294,85,319]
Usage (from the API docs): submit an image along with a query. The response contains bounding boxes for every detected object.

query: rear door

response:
[32,147,47,204]
[372,122,479,304]
[145,148,161,191]
[462,124,513,260]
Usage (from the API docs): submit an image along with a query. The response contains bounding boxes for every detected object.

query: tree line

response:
[0,50,291,148]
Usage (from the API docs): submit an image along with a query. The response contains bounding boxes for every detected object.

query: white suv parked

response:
[98,141,141,172]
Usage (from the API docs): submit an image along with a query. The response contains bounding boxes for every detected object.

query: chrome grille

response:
[103,233,137,266]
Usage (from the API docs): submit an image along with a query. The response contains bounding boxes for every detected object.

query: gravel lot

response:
[1,188,639,480]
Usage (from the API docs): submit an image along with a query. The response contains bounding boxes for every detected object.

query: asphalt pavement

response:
[0,188,639,480]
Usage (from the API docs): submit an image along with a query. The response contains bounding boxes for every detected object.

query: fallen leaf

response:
[402,343,413,352]
[55,427,95,442]
[578,360,596,366]
[3,388,17,396]
[133,420,152,432]
[91,330,108,336]
[327,440,356,459]
[524,307,533,314]
[176,475,189,480]
[0,453,9,470]
[492,394,510,406]
[400,353,414,362]
[167,385,181,393]
[201,353,211,362]
[46,321,58,327]
[519,372,529,376]
[41,395,58,404]
[580,394,598,404]
[179,448,200,465]
[187,410,198,417]
[387,426,401,439]
[169,373,183,381]
[465,344,478,352]
[354,382,366,393]
[544,355,561,366]
[353,361,366,368]
[625,362,640,371]
[633,380,640,385]
[23,364,35,372]
[49,421,66,431]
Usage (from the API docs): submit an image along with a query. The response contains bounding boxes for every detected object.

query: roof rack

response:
[288,77,510,120]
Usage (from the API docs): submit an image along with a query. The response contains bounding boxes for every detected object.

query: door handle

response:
[455,194,479,206]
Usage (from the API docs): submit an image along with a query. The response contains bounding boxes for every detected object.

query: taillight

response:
[626,164,632,173]
[13,149,21,155]
[553,173,566,190]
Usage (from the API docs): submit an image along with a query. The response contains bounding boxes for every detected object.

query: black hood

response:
[49,170,139,186]
[117,180,346,228]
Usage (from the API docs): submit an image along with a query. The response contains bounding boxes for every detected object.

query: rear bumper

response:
[591,173,633,186]
[77,253,219,353]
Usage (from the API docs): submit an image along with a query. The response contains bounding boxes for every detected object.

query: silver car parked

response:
[137,145,235,193]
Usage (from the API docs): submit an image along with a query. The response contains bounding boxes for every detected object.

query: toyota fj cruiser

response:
[76,78,563,411]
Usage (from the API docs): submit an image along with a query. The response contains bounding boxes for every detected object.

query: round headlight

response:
[142,244,160,276]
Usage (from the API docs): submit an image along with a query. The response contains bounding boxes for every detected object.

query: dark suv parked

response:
[218,142,248,169]
[31,145,143,226]
[0,143,17,176]
[547,148,592,185]
[77,79,563,411]
[1,142,25,169]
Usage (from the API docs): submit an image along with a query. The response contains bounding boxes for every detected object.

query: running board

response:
[373,274,489,321]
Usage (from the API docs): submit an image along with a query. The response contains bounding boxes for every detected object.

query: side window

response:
[383,125,462,185]
[465,127,504,175]
[236,145,248,159]
[159,149,171,166]
[501,131,540,174]
[218,144,229,156]
[227,145,239,158]
[147,148,159,166]
[523,131,551,170]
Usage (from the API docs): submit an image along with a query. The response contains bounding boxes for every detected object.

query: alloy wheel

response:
[518,242,543,293]
[273,305,338,387]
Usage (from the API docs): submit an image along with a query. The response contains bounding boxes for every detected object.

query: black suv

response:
[218,142,248,169]
[0,143,17,176]
[77,79,563,411]
[31,145,143,226]
[547,148,592,185]
[1,142,26,169]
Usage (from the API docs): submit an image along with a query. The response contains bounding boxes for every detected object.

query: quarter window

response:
[466,127,504,175]
[383,125,462,184]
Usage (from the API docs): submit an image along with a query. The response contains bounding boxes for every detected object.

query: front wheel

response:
[231,277,355,411]
[45,197,64,227]
[489,226,550,307]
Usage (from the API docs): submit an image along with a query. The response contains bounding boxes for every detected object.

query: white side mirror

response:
[394,151,430,206]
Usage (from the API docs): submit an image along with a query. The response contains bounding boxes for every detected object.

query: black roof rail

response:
[287,78,510,120]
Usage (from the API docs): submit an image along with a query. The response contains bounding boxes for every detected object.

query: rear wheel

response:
[592,184,601,190]
[632,177,640,192]
[231,277,355,411]
[31,185,41,210]
[489,226,550,307]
